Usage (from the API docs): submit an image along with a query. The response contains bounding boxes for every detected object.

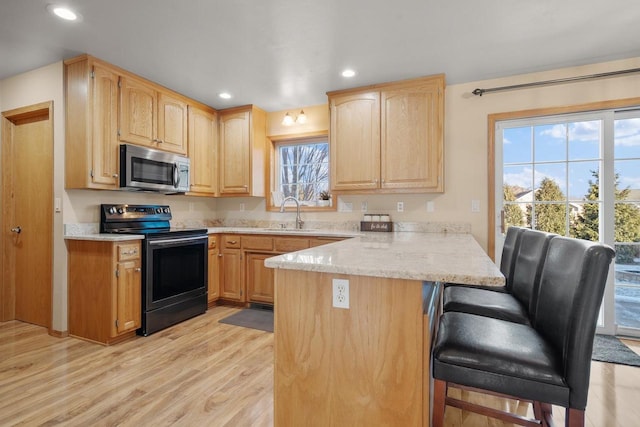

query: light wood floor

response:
[1,306,639,426]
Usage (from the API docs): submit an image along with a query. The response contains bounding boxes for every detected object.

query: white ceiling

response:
[1,0,639,112]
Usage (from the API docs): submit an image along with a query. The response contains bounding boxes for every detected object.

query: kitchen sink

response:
[261,227,318,233]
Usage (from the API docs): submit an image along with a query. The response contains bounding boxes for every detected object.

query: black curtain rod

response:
[472,67,640,96]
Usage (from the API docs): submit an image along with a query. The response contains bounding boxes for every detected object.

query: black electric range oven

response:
[101,204,208,336]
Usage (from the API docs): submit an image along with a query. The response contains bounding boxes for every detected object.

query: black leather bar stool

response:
[432,236,615,427]
[443,228,555,324]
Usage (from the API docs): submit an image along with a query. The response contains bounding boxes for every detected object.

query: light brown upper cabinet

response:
[188,105,218,196]
[328,75,445,193]
[218,105,266,197]
[65,56,120,190]
[65,54,216,192]
[119,76,188,155]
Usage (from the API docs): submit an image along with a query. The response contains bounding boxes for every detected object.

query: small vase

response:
[317,200,330,207]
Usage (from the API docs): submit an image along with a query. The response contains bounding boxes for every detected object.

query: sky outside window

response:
[505,117,640,199]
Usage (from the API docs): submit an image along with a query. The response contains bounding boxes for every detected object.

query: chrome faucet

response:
[280,196,304,229]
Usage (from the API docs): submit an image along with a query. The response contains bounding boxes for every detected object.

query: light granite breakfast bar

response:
[265,232,504,427]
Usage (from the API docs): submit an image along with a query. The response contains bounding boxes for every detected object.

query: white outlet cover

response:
[332,278,350,309]
[426,201,435,212]
[339,201,353,212]
[397,201,404,212]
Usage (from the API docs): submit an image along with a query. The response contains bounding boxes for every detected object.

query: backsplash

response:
[64,220,470,235]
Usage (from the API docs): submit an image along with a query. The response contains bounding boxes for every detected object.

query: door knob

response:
[11,226,21,234]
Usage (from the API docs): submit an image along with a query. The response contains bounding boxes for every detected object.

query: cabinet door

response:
[114,258,141,336]
[246,252,274,304]
[219,110,250,195]
[381,81,443,191]
[119,75,157,146]
[157,92,188,154]
[207,236,220,302]
[188,106,218,195]
[330,92,380,191]
[90,64,120,187]
[220,249,243,300]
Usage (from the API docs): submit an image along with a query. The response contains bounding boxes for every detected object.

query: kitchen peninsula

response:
[265,231,503,426]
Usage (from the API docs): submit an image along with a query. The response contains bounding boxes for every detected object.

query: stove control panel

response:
[101,204,172,222]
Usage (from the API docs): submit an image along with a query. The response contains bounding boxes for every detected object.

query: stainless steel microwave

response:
[119,144,190,193]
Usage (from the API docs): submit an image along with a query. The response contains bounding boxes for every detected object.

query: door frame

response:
[1,101,54,327]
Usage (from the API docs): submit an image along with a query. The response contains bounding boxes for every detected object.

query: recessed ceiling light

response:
[218,92,232,99]
[341,69,356,78]
[46,4,79,21]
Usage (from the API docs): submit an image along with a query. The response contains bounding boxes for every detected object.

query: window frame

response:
[267,131,336,212]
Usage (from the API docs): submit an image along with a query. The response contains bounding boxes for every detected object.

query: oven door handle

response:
[148,236,207,246]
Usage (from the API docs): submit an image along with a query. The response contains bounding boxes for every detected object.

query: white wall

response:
[3,55,640,332]
[219,58,640,250]
[0,62,218,332]
[0,62,67,332]
[445,56,640,250]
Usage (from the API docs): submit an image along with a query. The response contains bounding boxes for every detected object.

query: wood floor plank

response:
[1,309,639,426]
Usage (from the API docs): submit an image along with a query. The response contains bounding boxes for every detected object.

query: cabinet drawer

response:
[275,237,310,252]
[117,242,140,261]
[222,235,241,249]
[242,236,274,251]
[208,235,218,249]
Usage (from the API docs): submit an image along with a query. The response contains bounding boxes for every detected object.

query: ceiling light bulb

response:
[47,5,78,20]
[218,92,232,99]
[282,113,295,126]
[341,69,356,78]
[296,110,307,124]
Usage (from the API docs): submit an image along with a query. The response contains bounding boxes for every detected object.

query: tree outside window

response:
[276,139,329,205]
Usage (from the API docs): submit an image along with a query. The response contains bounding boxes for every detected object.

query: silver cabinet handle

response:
[112,173,119,178]
[134,267,141,272]
[11,226,21,234]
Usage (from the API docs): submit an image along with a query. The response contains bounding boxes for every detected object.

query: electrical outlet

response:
[239,203,245,211]
[361,201,368,212]
[332,279,350,309]
[426,201,435,212]
[471,199,480,213]
[397,201,404,212]
[340,202,353,212]
[188,202,195,212]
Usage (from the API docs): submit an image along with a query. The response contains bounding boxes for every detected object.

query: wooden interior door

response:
[1,102,53,328]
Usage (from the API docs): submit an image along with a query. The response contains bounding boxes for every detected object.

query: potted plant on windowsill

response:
[317,190,331,207]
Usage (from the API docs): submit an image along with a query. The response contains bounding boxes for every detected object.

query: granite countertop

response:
[63,227,359,241]
[264,232,505,286]
[64,234,145,242]
[206,227,360,238]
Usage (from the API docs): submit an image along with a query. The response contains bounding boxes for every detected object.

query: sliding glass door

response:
[495,109,640,337]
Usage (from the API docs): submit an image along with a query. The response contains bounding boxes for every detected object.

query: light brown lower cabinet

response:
[245,252,275,304]
[220,247,243,301]
[67,239,141,345]
[212,234,345,306]
[207,235,220,303]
